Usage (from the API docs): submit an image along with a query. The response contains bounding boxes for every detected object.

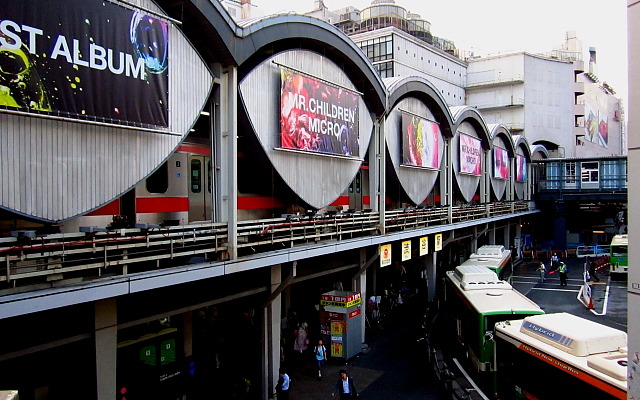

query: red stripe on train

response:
[238,197,286,210]
[86,200,121,216]
[177,145,210,155]
[136,197,189,213]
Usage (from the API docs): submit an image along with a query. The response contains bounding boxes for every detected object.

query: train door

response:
[580,161,599,189]
[188,155,212,222]
[348,170,363,210]
[564,161,577,189]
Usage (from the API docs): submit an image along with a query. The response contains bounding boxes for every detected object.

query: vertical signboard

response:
[435,234,443,251]
[459,134,482,176]
[380,244,392,267]
[420,237,429,256]
[401,240,411,261]
[493,147,509,179]
[516,155,527,182]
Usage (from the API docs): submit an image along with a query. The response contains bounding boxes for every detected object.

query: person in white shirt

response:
[331,369,359,399]
[276,368,290,400]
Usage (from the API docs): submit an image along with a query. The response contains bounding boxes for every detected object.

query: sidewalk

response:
[281,300,443,400]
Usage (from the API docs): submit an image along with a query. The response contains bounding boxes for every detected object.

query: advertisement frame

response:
[493,146,509,180]
[399,110,441,171]
[459,133,483,176]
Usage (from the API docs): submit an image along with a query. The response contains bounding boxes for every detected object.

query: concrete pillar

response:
[218,66,238,259]
[471,226,478,253]
[262,265,282,400]
[504,224,511,248]
[377,117,387,234]
[355,249,368,345]
[488,223,496,244]
[95,298,117,400]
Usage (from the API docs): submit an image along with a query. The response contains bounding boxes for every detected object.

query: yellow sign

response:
[380,244,392,267]
[320,298,362,308]
[401,240,411,261]
[435,233,443,251]
[420,237,428,256]
[331,321,345,335]
[331,342,344,357]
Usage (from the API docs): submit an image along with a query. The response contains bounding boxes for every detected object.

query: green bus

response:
[444,265,544,374]
[609,234,628,276]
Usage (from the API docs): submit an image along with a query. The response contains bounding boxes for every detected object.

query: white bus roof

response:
[446,266,543,315]
[460,257,509,272]
[469,245,510,259]
[610,234,628,246]
[496,313,627,384]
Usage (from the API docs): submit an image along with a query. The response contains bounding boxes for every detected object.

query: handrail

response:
[0,201,531,292]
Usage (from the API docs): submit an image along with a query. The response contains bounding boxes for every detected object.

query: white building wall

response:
[575,75,625,157]
[523,54,575,157]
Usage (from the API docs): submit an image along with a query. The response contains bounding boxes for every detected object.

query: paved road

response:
[289,256,628,400]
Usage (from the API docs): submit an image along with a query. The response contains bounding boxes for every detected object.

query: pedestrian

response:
[536,261,546,282]
[556,261,568,286]
[276,368,291,400]
[293,322,308,365]
[589,258,600,282]
[550,253,559,269]
[313,339,327,380]
[331,369,359,399]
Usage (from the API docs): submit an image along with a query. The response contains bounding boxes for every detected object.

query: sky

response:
[251,0,628,107]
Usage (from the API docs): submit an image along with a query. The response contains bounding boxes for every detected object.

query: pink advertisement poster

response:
[280,69,360,157]
[459,134,482,176]
[493,147,509,179]
[401,112,440,170]
[516,155,527,182]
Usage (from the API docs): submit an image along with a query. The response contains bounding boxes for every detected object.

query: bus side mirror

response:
[484,331,494,341]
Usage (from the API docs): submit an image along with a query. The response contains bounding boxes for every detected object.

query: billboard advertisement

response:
[1,0,169,127]
[400,112,440,170]
[459,133,482,176]
[493,147,509,180]
[279,69,360,158]
[516,155,527,182]
[584,104,597,142]
[598,117,609,148]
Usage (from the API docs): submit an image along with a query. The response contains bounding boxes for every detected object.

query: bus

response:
[444,265,544,374]
[494,312,627,400]
[462,245,512,280]
[609,234,628,276]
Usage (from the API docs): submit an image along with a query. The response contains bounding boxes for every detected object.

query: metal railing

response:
[0,201,531,290]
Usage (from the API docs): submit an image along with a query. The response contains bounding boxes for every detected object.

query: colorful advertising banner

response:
[493,147,509,180]
[516,155,527,182]
[401,112,440,169]
[598,117,609,148]
[584,104,597,142]
[280,69,360,157]
[1,0,169,127]
[459,133,482,176]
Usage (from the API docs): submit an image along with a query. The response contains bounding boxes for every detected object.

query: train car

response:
[609,234,628,277]
[444,265,544,374]
[494,313,627,400]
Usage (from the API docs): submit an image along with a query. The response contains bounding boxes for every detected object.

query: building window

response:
[357,35,393,62]
[375,62,394,78]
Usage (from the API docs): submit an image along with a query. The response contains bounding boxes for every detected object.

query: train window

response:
[191,159,202,193]
[146,162,169,194]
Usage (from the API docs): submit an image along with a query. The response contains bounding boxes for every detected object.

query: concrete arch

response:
[487,124,516,200]
[385,76,453,205]
[238,15,387,116]
[450,106,492,149]
[488,124,516,157]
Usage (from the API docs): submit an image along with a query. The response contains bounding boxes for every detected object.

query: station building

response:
[0,1,540,399]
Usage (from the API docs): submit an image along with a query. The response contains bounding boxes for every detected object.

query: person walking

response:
[313,339,327,380]
[331,369,359,400]
[275,368,291,400]
[536,261,546,283]
[556,261,568,286]
[550,253,559,269]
